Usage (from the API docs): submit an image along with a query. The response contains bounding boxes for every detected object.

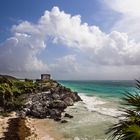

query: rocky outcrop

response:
[21,80,82,121]
[64,113,73,118]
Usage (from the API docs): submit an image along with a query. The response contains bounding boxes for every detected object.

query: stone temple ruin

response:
[41,74,51,81]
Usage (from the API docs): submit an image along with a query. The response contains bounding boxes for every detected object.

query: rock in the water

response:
[54,117,61,121]
[61,120,68,123]
[64,113,73,118]
[71,92,82,101]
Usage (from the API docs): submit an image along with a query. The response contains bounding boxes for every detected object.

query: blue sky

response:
[0,0,120,41]
[0,0,140,79]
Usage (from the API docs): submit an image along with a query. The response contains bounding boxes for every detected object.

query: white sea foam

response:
[79,93,122,117]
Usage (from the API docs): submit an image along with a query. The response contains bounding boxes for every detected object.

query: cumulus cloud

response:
[12,6,140,66]
[0,32,48,75]
[104,0,140,41]
[0,6,140,79]
[50,55,78,73]
[49,55,80,79]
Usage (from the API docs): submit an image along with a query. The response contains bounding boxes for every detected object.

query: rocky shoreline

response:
[0,75,82,139]
[20,80,82,122]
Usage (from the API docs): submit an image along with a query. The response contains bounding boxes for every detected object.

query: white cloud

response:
[104,0,140,41]
[49,55,80,79]
[0,32,48,75]
[12,7,140,66]
[104,0,140,17]
[0,6,140,79]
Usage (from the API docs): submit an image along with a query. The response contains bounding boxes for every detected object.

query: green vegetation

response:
[0,76,38,112]
[0,75,58,112]
[107,80,140,140]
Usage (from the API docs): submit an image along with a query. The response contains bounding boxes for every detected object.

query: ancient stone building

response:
[41,74,51,80]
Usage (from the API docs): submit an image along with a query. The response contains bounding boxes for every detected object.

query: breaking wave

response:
[79,94,122,117]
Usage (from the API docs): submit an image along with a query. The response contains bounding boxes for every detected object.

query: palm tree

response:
[107,80,140,140]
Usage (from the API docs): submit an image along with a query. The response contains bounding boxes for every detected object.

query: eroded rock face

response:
[48,100,67,110]
[64,97,74,106]
[21,80,82,121]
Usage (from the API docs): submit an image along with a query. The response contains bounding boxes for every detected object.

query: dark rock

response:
[25,101,32,109]
[52,93,60,100]
[22,108,30,116]
[21,79,82,120]
[64,97,74,106]
[64,113,73,118]
[30,102,50,118]
[54,117,61,121]
[17,110,26,118]
[61,120,68,123]
[49,109,61,118]
[0,107,4,113]
[73,92,82,101]
[48,100,67,110]
[59,92,67,100]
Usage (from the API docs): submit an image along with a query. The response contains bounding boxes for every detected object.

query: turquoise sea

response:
[52,80,137,140]
[59,80,136,98]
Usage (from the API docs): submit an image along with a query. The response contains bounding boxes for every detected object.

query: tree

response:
[107,80,140,140]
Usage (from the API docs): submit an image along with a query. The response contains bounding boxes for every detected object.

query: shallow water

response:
[53,98,119,140]
[53,80,136,140]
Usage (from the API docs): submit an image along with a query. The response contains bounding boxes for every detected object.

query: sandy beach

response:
[25,117,64,140]
[0,113,64,140]
[0,112,17,139]
[0,115,9,138]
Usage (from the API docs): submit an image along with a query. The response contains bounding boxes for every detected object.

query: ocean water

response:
[59,80,136,98]
[53,80,137,140]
